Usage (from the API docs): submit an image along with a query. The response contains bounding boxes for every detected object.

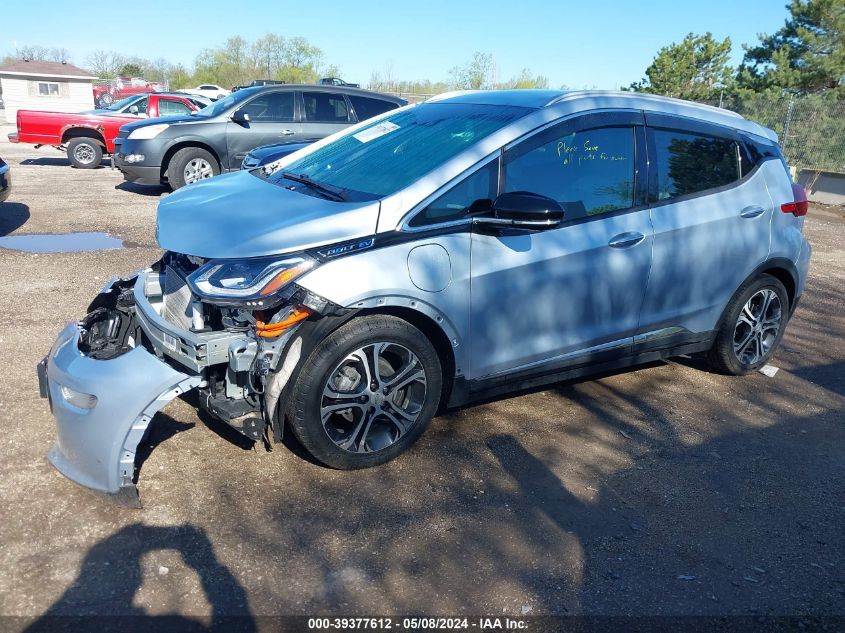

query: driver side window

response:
[408,161,498,227]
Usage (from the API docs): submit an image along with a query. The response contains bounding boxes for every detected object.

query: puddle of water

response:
[0,232,124,253]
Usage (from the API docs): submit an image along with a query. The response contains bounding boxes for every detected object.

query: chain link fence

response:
[703,94,845,174]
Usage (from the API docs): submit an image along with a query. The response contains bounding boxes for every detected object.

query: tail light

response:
[781,183,808,217]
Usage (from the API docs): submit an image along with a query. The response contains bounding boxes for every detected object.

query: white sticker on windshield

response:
[353,121,399,143]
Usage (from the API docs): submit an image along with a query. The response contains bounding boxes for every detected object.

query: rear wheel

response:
[286,315,442,469]
[707,274,789,375]
[166,147,220,189]
[67,137,103,169]
[98,94,113,108]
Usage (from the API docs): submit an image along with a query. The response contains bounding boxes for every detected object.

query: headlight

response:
[127,123,170,140]
[187,255,315,306]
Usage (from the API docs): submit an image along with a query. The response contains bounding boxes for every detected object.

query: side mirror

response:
[475,191,563,231]
[232,109,250,124]
[128,105,139,114]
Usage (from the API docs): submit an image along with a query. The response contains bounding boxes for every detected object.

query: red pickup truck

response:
[8,93,203,169]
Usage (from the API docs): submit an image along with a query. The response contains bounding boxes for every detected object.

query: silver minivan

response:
[39,90,811,504]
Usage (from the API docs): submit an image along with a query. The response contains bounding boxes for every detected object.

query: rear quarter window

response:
[349,95,400,122]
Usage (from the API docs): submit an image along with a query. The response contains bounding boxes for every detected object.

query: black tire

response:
[707,274,789,375]
[66,137,103,169]
[286,315,443,469]
[98,94,113,108]
[166,147,220,190]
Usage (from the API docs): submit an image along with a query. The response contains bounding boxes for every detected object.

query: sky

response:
[0,0,790,89]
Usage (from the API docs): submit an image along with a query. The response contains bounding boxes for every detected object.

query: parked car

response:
[0,156,10,203]
[240,139,315,169]
[180,84,230,100]
[93,77,166,108]
[232,79,286,92]
[38,89,812,504]
[113,84,406,189]
[319,77,360,88]
[8,93,203,169]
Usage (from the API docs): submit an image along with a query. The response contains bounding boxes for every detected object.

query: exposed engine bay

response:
[83,252,344,444]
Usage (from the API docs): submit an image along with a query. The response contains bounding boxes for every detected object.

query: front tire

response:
[166,147,220,190]
[286,315,443,469]
[707,274,789,375]
[67,138,103,169]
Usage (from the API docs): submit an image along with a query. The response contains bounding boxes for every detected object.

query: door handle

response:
[740,205,766,218]
[608,231,645,248]
[279,129,295,136]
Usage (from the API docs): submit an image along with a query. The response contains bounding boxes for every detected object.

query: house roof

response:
[0,59,95,80]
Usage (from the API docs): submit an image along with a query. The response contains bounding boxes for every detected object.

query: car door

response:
[636,115,773,344]
[299,90,352,141]
[469,112,654,381]
[225,90,300,169]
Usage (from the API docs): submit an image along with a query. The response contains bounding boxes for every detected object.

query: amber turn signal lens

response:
[259,261,313,296]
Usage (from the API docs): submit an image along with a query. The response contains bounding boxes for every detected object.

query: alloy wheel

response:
[320,342,428,453]
[183,158,214,184]
[733,288,782,366]
[73,143,96,165]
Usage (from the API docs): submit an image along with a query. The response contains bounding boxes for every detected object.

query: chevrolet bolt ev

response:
[38,90,811,505]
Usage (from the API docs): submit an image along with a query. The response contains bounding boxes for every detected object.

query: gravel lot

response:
[0,125,843,626]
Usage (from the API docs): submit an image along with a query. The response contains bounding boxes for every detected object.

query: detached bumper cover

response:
[45,322,201,502]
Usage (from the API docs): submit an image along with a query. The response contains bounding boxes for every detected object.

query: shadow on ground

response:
[116,181,170,197]
[23,523,255,631]
[0,202,30,236]
[20,157,110,168]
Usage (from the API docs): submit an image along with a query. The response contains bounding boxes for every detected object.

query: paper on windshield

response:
[353,121,400,143]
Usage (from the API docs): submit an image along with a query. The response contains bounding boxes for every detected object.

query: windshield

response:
[105,95,142,111]
[271,103,530,200]
[192,87,260,117]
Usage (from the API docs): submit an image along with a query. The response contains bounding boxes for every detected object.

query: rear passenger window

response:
[303,92,350,123]
[504,126,636,220]
[652,129,739,200]
[349,95,399,121]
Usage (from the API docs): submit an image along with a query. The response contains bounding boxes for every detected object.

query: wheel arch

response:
[160,140,222,180]
[61,126,106,147]
[714,258,799,333]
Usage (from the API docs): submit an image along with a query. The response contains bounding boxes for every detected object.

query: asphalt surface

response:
[0,126,843,626]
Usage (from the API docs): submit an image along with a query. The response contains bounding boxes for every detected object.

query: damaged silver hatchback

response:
[39,90,811,504]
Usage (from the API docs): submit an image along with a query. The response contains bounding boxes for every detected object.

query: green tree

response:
[118,62,144,77]
[739,0,845,95]
[449,52,495,90]
[503,68,549,89]
[628,32,734,100]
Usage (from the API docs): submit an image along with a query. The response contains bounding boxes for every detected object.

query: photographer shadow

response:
[24,523,255,633]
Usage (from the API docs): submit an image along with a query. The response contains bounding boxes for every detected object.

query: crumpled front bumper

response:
[42,321,201,506]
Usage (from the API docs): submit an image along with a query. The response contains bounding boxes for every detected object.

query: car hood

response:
[156,170,380,259]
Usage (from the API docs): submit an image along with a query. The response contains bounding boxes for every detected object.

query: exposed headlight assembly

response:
[186,255,315,306]
[127,123,170,140]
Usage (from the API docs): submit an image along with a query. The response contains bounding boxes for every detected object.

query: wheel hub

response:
[733,288,782,366]
[320,342,427,453]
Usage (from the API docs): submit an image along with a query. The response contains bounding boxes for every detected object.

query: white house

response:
[0,60,96,124]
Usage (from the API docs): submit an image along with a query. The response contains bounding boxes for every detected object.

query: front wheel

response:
[67,137,103,169]
[286,315,443,469]
[707,274,789,375]
[166,147,220,189]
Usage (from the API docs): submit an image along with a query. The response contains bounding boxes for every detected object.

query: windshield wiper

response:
[281,172,347,202]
